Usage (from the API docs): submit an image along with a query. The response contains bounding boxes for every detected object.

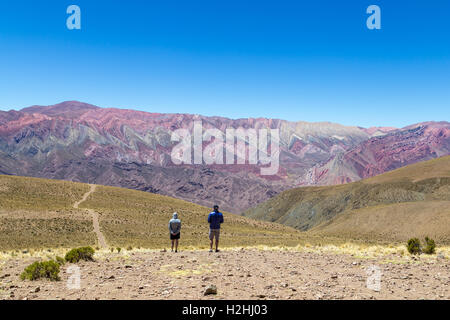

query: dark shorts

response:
[209,229,220,241]
[170,232,180,240]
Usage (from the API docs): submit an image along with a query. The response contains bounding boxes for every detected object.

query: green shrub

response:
[65,246,95,263]
[116,247,121,253]
[423,236,436,254]
[20,260,60,281]
[126,246,133,251]
[407,238,421,255]
[56,256,65,265]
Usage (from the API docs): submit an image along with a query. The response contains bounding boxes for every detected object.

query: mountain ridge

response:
[0,101,448,212]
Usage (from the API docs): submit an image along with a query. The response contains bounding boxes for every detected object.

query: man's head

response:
[213,205,219,212]
[173,212,178,219]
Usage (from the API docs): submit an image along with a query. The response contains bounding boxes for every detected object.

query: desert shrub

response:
[126,246,132,251]
[55,256,65,265]
[20,260,60,281]
[116,247,121,253]
[407,238,421,255]
[423,236,436,255]
[65,246,95,263]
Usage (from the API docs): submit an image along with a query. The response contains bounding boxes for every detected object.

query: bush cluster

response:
[64,246,95,263]
[20,260,60,281]
[407,238,421,255]
[407,237,436,255]
[423,237,436,254]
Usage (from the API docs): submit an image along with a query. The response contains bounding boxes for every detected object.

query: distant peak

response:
[21,101,100,117]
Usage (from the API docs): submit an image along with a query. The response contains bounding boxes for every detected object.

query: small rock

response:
[204,285,217,295]
[331,275,338,279]
[35,287,40,293]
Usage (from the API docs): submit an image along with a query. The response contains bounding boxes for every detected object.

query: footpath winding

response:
[73,184,107,249]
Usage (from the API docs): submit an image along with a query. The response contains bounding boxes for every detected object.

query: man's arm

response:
[220,213,224,224]
[208,213,211,223]
[168,221,173,234]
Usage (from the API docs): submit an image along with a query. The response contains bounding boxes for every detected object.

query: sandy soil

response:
[1,249,448,300]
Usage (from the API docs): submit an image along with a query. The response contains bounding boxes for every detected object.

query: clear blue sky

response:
[0,0,449,127]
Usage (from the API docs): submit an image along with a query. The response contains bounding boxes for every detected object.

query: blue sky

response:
[0,0,449,127]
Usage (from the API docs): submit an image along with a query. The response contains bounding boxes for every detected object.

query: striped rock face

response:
[0,101,448,213]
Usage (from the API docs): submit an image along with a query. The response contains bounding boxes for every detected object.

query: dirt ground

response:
[1,248,449,300]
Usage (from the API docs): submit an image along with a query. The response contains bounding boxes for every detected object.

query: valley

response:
[244,156,450,244]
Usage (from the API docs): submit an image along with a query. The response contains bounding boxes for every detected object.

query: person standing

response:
[208,205,224,252]
[169,212,181,252]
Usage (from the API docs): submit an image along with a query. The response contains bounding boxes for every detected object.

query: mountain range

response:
[0,101,448,213]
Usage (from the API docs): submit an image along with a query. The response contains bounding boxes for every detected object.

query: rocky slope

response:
[0,101,448,212]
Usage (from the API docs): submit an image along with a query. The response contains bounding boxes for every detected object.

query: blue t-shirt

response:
[208,211,224,229]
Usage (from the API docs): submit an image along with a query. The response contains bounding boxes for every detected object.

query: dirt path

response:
[1,249,448,300]
[73,185,107,248]
[73,184,97,209]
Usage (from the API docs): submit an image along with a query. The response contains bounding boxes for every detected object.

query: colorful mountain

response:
[0,101,448,212]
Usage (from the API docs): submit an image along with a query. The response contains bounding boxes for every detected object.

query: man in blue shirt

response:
[208,205,224,252]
